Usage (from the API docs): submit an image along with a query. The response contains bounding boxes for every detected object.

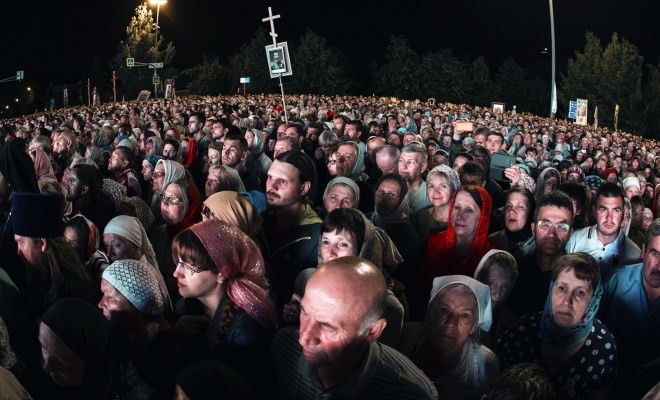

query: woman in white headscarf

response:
[103,215,171,309]
[400,275,499,399]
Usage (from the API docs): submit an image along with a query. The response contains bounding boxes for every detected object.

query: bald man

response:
[271,256,437,399]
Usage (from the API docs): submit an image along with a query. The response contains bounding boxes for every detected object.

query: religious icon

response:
[268,47,286,74]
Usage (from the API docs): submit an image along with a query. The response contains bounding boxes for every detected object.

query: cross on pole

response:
[261,7,280,47]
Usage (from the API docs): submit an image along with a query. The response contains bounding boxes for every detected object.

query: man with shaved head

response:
[271,256,437,399]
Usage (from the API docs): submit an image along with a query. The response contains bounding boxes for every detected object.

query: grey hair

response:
[401,141,428,163]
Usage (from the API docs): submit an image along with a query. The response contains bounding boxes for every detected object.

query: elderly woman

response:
[489,187,536,259]
[151,159,186,213]
[103,215,172,308]
[172,220,276,392]
[99,259,184,399]
[38,298,114,399]
[411,165,460,251]
[319,176,361,217]
[160,178,201,237]
[401,275,499,399]
[496,252,617,399]
[473,249,519,347]
[202,191,263,247]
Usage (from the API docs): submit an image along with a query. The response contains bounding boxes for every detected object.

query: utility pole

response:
[112,71,117,103]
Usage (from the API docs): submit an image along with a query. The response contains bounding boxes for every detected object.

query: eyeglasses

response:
[327,159,337,165]
[536,220,570,233]
[152,171,165,178]
[159,194,183,205]
[375,189,400,200]
[175,260,206,276]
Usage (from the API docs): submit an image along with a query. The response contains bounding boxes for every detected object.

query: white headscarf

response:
[104,215,171,309]
[429,275,493,332]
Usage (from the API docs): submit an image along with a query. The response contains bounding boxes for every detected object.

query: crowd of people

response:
[0,93,658,399]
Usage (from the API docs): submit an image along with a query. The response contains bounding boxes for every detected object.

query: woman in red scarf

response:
[412,185,495,320]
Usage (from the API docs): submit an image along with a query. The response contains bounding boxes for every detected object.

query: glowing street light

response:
[149,0,167,52]
[27,87,31,92]
[14,98,18,103]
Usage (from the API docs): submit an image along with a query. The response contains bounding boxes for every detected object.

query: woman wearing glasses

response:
[172,219,276,393]
[495,253,617,399]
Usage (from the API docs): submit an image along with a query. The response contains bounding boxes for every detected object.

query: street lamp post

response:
[549,0,556,119]
[149,0,167,98]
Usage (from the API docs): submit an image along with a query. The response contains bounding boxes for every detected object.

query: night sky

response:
[0,0,657,109]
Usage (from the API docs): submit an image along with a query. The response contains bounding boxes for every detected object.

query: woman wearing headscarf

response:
[160,178,202,238]
[37,298,114,400]
[201,191,263,248]
[64,214,110,282]
[400,275,499,399]
[488,187,536,260]
[534,167,561,202]
[103,215,172,310]
[150,159,187,223]
[473,249,519,347]
[414,185,495,320]
[336,141,374,213]
[172,220,276,393]
[495,253,617,399]
[99,260,185,399]
[411,165,459,252]
[244,128,271,187]
[319,176,360,218]
[30,147,57,183]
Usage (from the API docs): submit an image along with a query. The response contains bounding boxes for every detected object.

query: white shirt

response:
[565,225,641,279]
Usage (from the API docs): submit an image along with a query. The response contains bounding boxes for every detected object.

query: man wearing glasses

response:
[566,183,641,279]
[509,191,575,315]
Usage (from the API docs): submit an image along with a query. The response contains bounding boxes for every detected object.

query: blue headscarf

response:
[541,273,603,348]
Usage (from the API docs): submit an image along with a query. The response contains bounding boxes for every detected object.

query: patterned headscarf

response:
[541,261,603,348]
[123,196,155,232]
[104,215,171,309]
[188,220,276,332]
[102,179,127,211]
[102,259,164,316]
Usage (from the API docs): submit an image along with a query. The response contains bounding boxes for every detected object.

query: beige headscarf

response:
[203,191,262,238]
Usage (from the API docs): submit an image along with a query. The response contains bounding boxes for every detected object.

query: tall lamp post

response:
[150,0,167,50]
[549,0,556,119]
[149,0,167,98]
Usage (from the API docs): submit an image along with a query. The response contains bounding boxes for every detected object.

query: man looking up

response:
[262,151,322,312]
[398,141,430,213]
[509,191,574,315]
[108,146,142,197]
[271,256,437,399]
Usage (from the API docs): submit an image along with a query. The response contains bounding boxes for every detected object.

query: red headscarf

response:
[166,178,202,237]
[189,219,277,332]
[413,185,495,319]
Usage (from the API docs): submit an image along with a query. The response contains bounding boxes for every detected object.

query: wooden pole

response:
[112,71,117,103]
[87,78,91,107]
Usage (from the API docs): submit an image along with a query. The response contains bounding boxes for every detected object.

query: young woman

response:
[172,220,276,386]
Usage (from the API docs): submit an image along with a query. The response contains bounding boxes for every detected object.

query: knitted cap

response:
[102,259,164,316]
